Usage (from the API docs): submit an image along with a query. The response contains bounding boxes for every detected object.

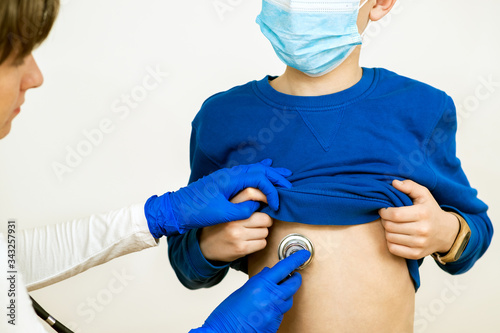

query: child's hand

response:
[199,188,272,263]
[378,180,461,260]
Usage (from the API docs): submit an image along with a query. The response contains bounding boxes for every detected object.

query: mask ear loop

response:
[360,19,372,39]
[359,0,370,9]
[359,0,372,39]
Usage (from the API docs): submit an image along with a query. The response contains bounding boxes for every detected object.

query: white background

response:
[0,0,499,332]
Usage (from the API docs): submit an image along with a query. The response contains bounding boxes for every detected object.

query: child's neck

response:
[269,47,363,97]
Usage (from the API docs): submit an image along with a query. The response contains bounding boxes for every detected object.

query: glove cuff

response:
[144,193,182,238]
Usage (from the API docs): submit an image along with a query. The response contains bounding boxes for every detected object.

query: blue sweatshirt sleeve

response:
[167,125,233,289]
[425,95,493,274]
[189,327,215,333]
[167,228,230,289]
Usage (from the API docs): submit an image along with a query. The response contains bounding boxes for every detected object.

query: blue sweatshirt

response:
[167,67,493,291]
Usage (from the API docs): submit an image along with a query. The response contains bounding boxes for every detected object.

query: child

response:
[168,0,493,331]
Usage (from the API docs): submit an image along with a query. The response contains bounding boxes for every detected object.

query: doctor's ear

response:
[369,0,398,22]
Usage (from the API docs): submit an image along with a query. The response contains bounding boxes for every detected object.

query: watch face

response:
[453,231,471,261]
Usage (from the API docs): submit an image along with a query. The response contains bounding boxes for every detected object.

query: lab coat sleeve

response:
[0,235,49,332]
[17,202,159,291]
[167,125,233,289]
[425,95,493,274]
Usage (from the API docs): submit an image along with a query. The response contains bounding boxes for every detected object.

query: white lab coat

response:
[0,202,158,332]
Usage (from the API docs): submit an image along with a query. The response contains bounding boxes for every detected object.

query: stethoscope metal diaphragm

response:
[278,233,314,270]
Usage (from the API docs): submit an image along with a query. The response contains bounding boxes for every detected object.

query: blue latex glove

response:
[190,250,311,333]
[145,159,292,237]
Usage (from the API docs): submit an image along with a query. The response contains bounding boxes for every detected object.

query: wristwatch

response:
[432,211,471,265]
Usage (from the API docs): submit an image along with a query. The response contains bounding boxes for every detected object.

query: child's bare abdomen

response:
[248,219,415,333]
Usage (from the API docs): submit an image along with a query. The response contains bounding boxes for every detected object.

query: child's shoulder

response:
[374,67,450,104]
[191,78,269,159]
[200,80,258,111]
[373,68,456,131]
[192,78,266,129]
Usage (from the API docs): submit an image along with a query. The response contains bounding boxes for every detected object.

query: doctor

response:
[0,0,308,332]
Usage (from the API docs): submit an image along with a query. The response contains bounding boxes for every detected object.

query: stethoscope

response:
[31,296,74,333]
[29,233,315,333]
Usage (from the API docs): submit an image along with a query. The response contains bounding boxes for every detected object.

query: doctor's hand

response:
[200,187,272,262]
[145,159,291,238]
[192,250,310,333]
[378,179,461,260]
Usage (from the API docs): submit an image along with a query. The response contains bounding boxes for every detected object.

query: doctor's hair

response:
[0,0,59,65]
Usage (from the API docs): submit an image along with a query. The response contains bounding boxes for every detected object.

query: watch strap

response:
[432,211,471,265]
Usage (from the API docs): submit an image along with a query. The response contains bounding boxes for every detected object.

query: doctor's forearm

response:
[18,202,158,291]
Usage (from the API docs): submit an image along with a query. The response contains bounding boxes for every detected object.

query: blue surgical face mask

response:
[256,0,369,77]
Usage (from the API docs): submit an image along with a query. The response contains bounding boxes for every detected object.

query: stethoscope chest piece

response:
[278,233,314,270]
